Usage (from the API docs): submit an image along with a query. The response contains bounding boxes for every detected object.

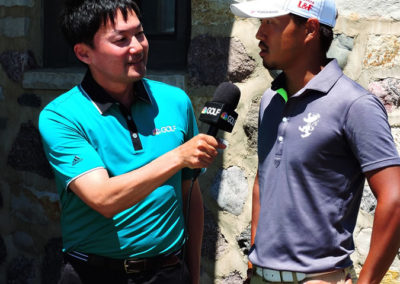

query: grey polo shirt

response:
[249,59,400,273]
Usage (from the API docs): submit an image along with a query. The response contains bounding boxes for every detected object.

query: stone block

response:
[202,207,228,260]
[236,225,251,255]
[219,270,244,284]
[363,35,400,68]
[243,96,261,152]
[0,50,37,83]
[368,78,400,112]
[12,231,34,253]
[192,0,234,26]
[0,0,34,7]
[41,238,63,284]
[336,0,400,20]
[0,235,6,265]
[23,185,60,222]
[11,191,49,225]
[146,73,186,90]
[0,17,30,37]
[188,35,255,86]
[0,117,7,130]
[6,255,35,283]
[23,69,85,90]
[360,186,376,214]
[355,228,372,260]
[7,121,54,179]
[17,93,41,108]
[327,34,354,69]
[210,166,248,216]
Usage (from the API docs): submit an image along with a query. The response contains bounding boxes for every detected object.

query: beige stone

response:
[363,35,400,68]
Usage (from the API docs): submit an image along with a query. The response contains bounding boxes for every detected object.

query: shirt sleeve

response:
[181,95,200,180]
[344,94,400,173]
[39,108,105,190]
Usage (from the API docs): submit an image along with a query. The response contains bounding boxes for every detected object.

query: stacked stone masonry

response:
[0,0,399,283]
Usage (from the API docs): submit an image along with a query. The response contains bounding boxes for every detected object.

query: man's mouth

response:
[128,54,144,65]
[259,42,269,53]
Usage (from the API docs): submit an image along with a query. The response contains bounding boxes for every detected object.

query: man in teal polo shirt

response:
[39,1,223,283]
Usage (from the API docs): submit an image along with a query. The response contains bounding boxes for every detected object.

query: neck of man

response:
[90,71,136,109]
[283,54,329,97]
[106,84,135,109]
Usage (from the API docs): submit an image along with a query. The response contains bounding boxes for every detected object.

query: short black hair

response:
[289,14,334,55]
[60,0,141,48]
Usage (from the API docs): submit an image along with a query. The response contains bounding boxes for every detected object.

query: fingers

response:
[192,134,219,166]
[178,134,224,169]
[217,138,228,150]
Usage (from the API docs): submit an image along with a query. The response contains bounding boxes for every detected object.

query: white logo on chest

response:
[298,113,320,138]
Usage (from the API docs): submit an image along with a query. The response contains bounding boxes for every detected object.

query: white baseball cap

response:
[230,0,337,28]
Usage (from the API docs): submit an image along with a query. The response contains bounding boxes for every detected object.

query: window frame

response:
[42,0,191,70]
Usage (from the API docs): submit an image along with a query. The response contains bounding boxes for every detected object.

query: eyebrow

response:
[112,23,143,34]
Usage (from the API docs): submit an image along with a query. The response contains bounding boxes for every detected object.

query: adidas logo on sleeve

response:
[72,156,83,166]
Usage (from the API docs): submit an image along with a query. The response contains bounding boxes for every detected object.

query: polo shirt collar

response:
[271,59,343,99]
[80,70,152,114]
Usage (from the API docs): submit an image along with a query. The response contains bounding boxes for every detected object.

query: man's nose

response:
[256,26,265,41]
[129,36,143,54]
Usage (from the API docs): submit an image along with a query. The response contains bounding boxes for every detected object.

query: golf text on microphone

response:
[199,101,238,132]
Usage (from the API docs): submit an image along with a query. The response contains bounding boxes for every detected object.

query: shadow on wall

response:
[187,3,257,282]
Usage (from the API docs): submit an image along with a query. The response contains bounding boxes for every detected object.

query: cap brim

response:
[230,0,289,19]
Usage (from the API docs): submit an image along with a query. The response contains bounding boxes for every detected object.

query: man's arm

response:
[358,166,400,284]
[70,134,223,218]
[181,179,203,284]
[245,170,260,283]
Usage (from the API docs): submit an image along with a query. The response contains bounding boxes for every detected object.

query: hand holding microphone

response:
[175,82,241,173]
[193,82,241,179]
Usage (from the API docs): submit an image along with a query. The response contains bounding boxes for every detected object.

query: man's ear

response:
[304,18,320,42]
[74,43,92,65]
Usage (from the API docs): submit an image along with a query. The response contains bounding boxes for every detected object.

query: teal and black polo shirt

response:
[39,71,198,259]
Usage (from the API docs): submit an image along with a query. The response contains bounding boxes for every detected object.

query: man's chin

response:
[128,68,146,81]
[262,61,276,71]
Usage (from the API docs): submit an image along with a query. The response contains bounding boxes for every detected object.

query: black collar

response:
[80,70,152,114]
[271,72,287,91]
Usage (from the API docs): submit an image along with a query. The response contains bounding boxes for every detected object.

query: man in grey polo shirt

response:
[231,0,400,283]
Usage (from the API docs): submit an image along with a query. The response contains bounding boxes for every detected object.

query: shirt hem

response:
[362,157,400,173]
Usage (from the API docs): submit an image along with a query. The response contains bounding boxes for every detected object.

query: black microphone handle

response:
[192,125,220,181]
[207,125,219,137]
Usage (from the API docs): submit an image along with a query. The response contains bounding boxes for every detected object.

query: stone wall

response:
[0,0,399,283]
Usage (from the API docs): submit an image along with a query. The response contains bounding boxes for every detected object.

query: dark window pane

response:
[43,0,190,70]
[142,0,176,36]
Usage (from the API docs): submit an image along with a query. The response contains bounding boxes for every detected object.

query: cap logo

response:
[250,10,280,14]
[298,0,313,11]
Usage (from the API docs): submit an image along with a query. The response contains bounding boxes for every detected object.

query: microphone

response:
[199,82,241,137]
[193,82,241,180]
